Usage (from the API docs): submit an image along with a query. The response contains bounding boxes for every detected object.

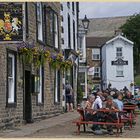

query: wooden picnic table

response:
[123,106,137,128]
[73,108,124,136]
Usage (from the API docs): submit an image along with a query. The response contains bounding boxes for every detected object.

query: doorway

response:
[24,70,32,123]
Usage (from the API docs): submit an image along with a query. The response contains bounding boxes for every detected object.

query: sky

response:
[79,2,140,19]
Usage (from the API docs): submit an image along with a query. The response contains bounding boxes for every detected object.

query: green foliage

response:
[120,14,140,74]
[77,81,83,104]
[135,74,140,86]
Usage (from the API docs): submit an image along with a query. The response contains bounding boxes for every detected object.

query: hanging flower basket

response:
[130,82,134,87]
[60,60,73,70]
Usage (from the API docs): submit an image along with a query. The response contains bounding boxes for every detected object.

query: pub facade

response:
[0,2,64,128]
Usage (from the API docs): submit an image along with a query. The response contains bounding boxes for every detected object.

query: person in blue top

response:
[113,92,123,111]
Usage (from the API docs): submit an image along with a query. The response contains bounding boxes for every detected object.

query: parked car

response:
[134,86,140,94]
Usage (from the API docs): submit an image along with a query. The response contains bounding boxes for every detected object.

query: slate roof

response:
[80,16,130,37]
[86,37,111,48]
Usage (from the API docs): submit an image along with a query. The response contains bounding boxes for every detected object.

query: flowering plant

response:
[60,60,73,70]
[17,42,73,69]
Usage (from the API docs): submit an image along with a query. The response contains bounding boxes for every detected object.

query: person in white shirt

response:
[92,92,103,110]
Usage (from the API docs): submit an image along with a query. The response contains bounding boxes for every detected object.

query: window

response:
[7,51,16,106]
[37,2,43,41]
[116,47,122,58]
[73,20,75,50]
[61,26,64,33]
[54,13,59,49]
[55,70,60,103]
[92,48,100,60]
[67,2,70,8]
[61,15,63,22]
[61,4,63,11]
[61,38,64,44]
[116,66,124,77]
[94,67,100,77]
[79,36,83,61]
[46,8,59,48]
[25,2,29,38]
[68,14,71,48]
[72,2,74,14]
[37,66,44,104]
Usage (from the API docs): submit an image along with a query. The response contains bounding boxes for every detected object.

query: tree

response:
[120,14,140,74]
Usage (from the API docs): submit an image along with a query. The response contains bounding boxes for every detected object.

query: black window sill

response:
[92,59,100,61]
[93,77,101,80]
[6,103,16,108]
[116,76,124,77]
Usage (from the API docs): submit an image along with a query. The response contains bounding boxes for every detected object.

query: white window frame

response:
[37,2,43,41]
[54,13,58,49]
[94,67,100,78]
[92,48,100,60]
[55,70,58,103]
[116,47,122,58]
[8,53,15,103]
[37,66,43,103]
[116,65,124,77]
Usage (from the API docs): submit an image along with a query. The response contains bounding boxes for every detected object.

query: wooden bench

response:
[121,105,137,129]
[73,108,124,136]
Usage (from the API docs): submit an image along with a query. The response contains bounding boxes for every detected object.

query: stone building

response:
[0,2,63,129]
[86,37,110,92]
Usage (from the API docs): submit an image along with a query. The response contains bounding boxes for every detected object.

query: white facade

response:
[61,2,79,108]
[102,35,134,94]
[61,2,78,50]
[78,23,88,98]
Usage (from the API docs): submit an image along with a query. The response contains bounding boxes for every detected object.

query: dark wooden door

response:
[24,70,32,123]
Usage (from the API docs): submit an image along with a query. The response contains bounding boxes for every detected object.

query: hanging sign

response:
[0,3,23,41]
[111,58,128,65]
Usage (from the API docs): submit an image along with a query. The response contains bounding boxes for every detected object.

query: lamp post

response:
[77,15,90,102]
[82,15,90,33]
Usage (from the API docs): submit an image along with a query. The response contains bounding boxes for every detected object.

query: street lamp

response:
[82,15,90,33]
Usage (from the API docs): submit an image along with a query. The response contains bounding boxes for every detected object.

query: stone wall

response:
[0,2,63,129]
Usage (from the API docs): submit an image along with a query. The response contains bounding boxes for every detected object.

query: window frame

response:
[116,65,124,77]
[36,2,44,42]
[116,47,123,58]
[94,67,100,78]
[92,48,100,60]
[37,66,44,105]
[54,69,60,104]
[46,7,59,49]
[68,14,71,48]
[6,50,17,107]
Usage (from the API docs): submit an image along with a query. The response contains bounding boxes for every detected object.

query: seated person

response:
[84,94,102,133]
[103,96,119,135]
[84,95,96,121]
[113,92,124,111]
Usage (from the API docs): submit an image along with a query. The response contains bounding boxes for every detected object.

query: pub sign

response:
[0,3,23,41]
[111,58,128,65]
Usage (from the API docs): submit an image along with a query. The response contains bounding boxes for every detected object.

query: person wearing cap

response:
[103,96,119,135]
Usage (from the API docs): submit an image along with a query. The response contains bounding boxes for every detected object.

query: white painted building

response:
[61,2,79,108]
[102,34,134,94]
[78,24,88,98]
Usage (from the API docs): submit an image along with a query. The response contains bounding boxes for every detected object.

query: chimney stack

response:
[114,29,123,36]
